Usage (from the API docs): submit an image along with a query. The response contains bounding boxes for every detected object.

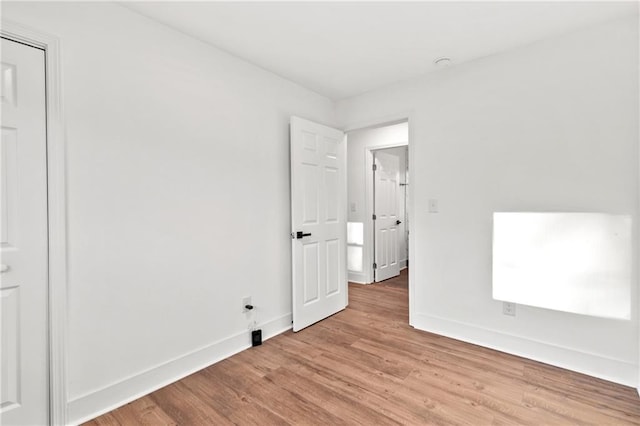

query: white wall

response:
[338,16,640,386]
[347,123,408,283]
[2,2,335,423]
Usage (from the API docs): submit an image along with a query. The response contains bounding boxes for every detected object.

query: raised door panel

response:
[378,228,388,268]
[0,287,20,411]
[1,128,17,248]
[326,239,340,296]
[324,167,339,223]
[302,163,320,225]
[303,242,320,305]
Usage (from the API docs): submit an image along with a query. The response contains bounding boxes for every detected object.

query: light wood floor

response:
[87,269,640,425]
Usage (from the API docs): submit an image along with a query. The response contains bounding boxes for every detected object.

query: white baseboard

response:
[348,271,369,284]
[400,259,407,269]
[68,314,293,425]
[412,313,637,387]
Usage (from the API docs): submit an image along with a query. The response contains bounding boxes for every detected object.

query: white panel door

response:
[0,38,49,426]
[291,116,347,332]
[374,151,400,282]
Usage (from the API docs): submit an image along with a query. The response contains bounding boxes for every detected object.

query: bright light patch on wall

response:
[348,246,363,272]
[347,222,364,272]
[347,222,364,245]
[492,212,631,320]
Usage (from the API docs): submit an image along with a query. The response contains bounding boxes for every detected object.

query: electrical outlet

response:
[503,301,516,316]
[242,296,252,313]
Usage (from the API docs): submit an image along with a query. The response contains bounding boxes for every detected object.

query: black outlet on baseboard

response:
[252,329,262,347]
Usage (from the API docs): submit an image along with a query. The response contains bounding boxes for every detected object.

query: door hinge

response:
[372,164,377,171]
[373,263,377,269]
[372,214,376,220]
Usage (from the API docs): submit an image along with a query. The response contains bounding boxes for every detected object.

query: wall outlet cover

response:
[242,296,252,313]
[428,199,438,213]
[503,301,516,316]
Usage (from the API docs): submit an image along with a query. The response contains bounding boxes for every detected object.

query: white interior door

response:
[0,38,49,426]
[374,151,400,282]
[291,116,347,332]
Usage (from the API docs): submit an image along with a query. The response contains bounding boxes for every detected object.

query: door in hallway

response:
[373,150,400,282]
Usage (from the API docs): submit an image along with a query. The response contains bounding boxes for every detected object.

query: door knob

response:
[0,264,9,273]
[396,220,402,225]
[295,231,312,239]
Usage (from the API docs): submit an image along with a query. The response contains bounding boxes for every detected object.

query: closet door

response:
[0,37,49,426]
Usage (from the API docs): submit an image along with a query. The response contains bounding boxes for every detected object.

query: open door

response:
[373,150,401,282]
[290,116,347,332]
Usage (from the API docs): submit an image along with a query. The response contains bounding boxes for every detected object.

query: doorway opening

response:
[345,120,409,300]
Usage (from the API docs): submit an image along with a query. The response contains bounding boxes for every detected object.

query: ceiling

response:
[121,1,638,101]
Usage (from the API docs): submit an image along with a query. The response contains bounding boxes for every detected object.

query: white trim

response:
[67,314,293,425]
[406,115,416,326]
[342,111,413,134]
[637,21,640,394]
[413,312,638,387]
[347,271,369,284]
[342,132,349,310]
[1,20,68,426]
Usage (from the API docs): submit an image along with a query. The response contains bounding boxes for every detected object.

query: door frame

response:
[344,113,414,325]
[2,20,68,425]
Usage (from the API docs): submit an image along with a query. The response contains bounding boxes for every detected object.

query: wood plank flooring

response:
[86,269,640,425]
